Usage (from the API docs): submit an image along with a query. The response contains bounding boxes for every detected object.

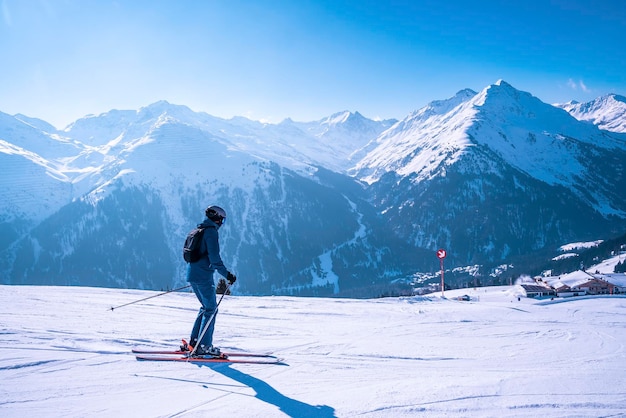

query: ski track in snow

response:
[1,285,626,417]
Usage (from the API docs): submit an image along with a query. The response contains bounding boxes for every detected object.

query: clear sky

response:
[1,0,625,129]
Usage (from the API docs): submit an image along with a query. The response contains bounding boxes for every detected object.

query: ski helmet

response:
[205,205,227,224]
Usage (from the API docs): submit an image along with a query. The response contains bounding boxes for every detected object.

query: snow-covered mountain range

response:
[1,80,625,295]
[555,94,626,132]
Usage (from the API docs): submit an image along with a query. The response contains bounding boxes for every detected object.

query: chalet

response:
[550,281,571,293]
[551,283,587,298]
[520,284,556,298]
[543,270,593,297]
[535,271,625,298]
[572,278,615,295]
[592,274,626,294]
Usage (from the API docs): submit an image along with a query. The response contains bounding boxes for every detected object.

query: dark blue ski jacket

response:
[186,218,230,283]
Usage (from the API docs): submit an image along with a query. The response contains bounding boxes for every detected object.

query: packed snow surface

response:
[1,285,626,417]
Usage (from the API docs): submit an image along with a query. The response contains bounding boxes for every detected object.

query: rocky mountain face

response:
[1,81,625,296]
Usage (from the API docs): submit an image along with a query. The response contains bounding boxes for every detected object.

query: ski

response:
[132,348,189,355]
[135,354,284,364]
[131,348,277,358]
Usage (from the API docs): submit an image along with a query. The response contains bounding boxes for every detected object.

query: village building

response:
[572,278,615,295]
[520,284,556,298]
[538,271,626,297]
[592,274,626,294]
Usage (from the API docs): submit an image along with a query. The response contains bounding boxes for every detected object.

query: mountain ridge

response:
[1,80,625,295]
[555,93,626,133]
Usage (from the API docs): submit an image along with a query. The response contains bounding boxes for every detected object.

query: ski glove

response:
[226,272,237,284]
[216,278,229,295]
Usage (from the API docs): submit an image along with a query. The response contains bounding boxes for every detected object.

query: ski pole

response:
[188,282,231,357]
[108,284,191,311]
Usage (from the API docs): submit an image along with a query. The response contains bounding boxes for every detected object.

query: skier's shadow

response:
[204,363,336,417]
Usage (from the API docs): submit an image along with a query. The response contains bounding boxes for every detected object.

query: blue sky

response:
[1,0,625,129]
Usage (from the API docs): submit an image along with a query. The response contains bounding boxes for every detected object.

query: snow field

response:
[1,285,626,417]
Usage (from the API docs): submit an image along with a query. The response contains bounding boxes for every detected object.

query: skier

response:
[183,205,237,357]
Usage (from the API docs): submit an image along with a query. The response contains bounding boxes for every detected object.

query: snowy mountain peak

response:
[475,79,538,109]
[320,110,383,131]
[137,100,196,120]
[276,110,397,172]
[455,88,478,99]
[354,80,626,216]
[352,87,479,183]
[62,101,206,147]
[13,114,59,133]
[63,109,137,145]
[323,110,355,125]
[556,94,626,132]
[407,88,477,121]
[140,99,173,110]
[494,78,511,87]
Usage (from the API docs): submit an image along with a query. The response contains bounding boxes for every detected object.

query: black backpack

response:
[183,226,210,263]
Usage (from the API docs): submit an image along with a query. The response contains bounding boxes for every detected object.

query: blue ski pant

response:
[190,279,218,348]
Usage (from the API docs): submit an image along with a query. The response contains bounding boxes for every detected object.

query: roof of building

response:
[521,284,555,293]
[543,270,594,289]
[593,273,626,287]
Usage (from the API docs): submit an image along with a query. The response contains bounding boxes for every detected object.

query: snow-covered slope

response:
[351,88,478,183]
[13,113,59,133]
[289,111,397,171]
[1,284,625,417]
[0,112,80,229]
[556,94,626,133]
[0,141,73,257]
[467,81,625,216]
